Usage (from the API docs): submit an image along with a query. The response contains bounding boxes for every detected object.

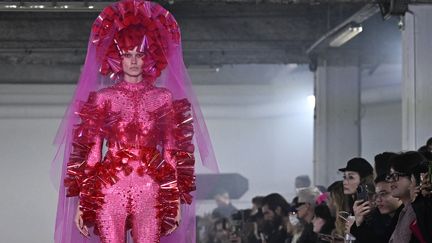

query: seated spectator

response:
[261,193,291,243]
[212,189,238,219]
[312,204,335,243]
[417,148,432,198]
[374,173,404,240]
[339,157,375,208]
[388,151,431,243]
[350,152,403,243]
[326,181,346,238]
[351,152,403,243]
[295,187,321,243]
[286,207,303,243]
[418,137,432,153]
[338,157,376,243]
[251,196,264,216]
[244,196,265,243]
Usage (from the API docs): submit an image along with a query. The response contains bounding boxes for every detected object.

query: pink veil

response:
[50,1,219,242]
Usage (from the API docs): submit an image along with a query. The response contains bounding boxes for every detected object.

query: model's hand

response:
[166,200,181,235]
[75,204,90,237]
[353,200,370,226]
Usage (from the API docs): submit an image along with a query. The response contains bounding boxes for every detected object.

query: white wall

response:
[0,118,59,243]
[361,102,402,163]
[360,63,403,164]
[189,65,315,210]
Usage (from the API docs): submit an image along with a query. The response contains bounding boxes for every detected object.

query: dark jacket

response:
[350,205,403,243]
[297,223,317,243]
[410,194,432,243]
[263,224,290,243]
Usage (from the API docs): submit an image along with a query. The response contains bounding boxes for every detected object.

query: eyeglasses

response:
[385,172,410,182]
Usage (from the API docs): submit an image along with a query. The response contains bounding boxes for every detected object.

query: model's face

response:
[121,46,144,78]
[375,181,401,215]
[312,216,325,233]
[388,168,412,199]
[343,171,361,195]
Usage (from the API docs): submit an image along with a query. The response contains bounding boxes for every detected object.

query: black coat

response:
[350,205,403,243]
[297,223,317,243]
[410,194,432,243]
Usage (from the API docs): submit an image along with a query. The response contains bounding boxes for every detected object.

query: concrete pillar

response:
[402,5,432,150]
[314,57,362,186]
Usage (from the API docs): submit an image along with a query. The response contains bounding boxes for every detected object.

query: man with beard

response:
[261,193,291,243]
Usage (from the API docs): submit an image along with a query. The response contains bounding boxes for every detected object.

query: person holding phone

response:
[338,157,375,242]
[347,152,403,243]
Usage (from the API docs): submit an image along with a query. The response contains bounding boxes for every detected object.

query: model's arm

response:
[63,91,106,237]
[64,91,105,198]
[166,97,196,205]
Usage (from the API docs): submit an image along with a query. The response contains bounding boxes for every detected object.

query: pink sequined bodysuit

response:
[64,80,196,243]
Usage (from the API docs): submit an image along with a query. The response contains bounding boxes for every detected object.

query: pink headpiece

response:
[92,0,180,79]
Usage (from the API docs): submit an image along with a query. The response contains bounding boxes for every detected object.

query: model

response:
[51,1,218,242]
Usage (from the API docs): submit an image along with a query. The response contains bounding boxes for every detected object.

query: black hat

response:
[374,152,396,176]
[339,157,373,178]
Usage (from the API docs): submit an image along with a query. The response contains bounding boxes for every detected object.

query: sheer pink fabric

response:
[50,1,219,242]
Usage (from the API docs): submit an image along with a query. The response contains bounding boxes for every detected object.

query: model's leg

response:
[95,178,129,243]
[128,172,161,243]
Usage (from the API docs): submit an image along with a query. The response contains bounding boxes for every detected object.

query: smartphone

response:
[356,184,368,202]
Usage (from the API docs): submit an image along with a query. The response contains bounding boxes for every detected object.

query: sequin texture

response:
[64,80,196,242]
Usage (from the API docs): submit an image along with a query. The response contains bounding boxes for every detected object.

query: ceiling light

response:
[329,24,363,48]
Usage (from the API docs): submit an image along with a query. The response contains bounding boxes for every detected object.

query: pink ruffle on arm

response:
[62,91,124,231]
[158,95,196,205]
[63,92,105,198]
[170,99,196,204]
